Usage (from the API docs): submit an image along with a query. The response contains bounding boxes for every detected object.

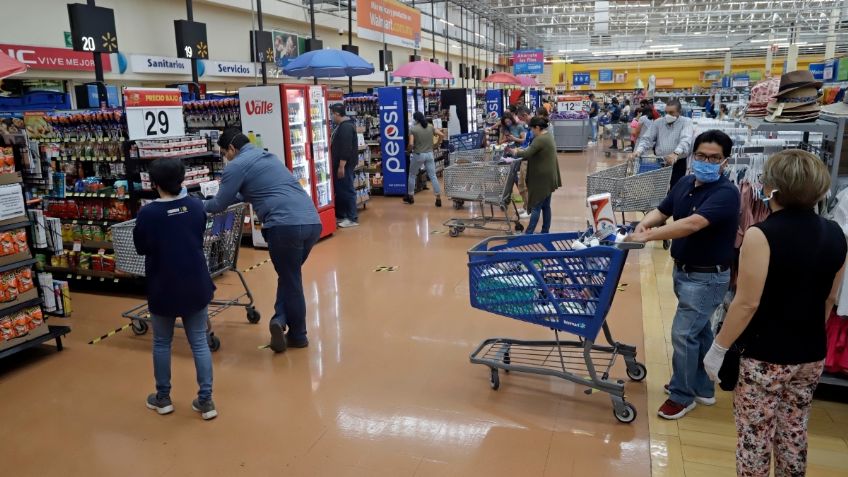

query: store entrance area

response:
[0,149,653,476]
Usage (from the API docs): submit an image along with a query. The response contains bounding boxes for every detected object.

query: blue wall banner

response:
[808,63,825,81]
[572,72,591,86]
[485,89,504,119]
[378,86,408,196]
[598,69,613,83]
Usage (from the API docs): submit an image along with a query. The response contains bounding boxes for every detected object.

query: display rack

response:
[0,131,70,359]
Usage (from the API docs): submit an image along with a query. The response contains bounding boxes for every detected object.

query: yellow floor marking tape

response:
[242,258,272,273]
[88,323,132,345]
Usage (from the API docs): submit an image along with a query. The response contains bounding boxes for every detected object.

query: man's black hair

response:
[330,103,346,117]
[666,98,683,111]
[588,93,595,99]
[693,129,734,159]
[528,116,549,129]
[517,106,532,116]
[217,127,250,150]
[149,158,186,196]
[508,104,518,113]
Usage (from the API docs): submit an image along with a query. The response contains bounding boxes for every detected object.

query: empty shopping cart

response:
[111,203,257,352]
[467,230,646,423]
[443,159,523,237]
[448,148,506,209]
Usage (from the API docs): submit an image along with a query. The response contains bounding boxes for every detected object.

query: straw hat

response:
[822,92,848,117]
[774,70,823,97]
[767,86,821,110]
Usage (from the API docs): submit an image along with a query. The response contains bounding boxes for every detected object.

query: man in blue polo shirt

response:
[628,130,739,420]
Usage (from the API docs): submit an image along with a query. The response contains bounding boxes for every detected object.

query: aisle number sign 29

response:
[123,88,186,141]
[67,4,119,53]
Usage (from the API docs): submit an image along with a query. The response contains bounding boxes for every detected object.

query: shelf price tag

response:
[123,88,186,141]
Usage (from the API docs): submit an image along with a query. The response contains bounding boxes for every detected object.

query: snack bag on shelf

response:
[28,307,43,330]
[16,268,33,293]
[102,254,115,272]
[13,229,28,255]
[0,232,16,256]
[12,311,29,336]
[3,271,19,301]
[0,316,15,340]
[78,252,91,270]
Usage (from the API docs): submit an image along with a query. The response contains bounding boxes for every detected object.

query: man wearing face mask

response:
[631,99,694,188]
[206,128,322,354]
[627,130,740,420]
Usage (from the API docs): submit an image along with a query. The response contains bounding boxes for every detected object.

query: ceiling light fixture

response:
[677,47,731,53]
[649,44,682,49]
[438,19,455,27]
[751,37,788,43]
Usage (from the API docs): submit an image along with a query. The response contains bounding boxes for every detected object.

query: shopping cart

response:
[443,159,524,237]
[448,131,485,151]
[447,148,506,209]
[603,123,631,156]
[111,203,257,352]
[586,158,673,249]
[467,230,646,423]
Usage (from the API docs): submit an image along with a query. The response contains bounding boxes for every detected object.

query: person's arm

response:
[407,132,415,152]
[337,123,355,177]
[434,127,446,140]
[514,135,542,160]
[673,119,695,158]
[633,119,657,157]
[515,127,527,143]
[703,228,770,382]
[204,161,245,213]
[827,262,846,321]
[634,208,669,234]
[132,211,151,256]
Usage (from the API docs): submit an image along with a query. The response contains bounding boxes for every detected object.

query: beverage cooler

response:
[238,85,336,248]
[440,88,477,134]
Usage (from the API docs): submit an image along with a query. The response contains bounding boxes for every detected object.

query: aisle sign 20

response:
[67,4,119,53]
[123,88,186,141]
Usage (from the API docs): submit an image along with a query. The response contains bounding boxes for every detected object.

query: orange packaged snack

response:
[4,153,14,173]
[16,268,33,293]
[0,232,16,256]
[28,307,43,330]
[13,312,29,336]
[13,229,28,255]
[0,316,14,341]
[2,271,18,301]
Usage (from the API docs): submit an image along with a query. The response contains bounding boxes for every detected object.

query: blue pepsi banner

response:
[529,90,541,111]
[598,69,613,83]
[572,72,591,86]
[808,63,825,81]
[485,89,504,119]
[378,86,407,196]
[512,49,544,75]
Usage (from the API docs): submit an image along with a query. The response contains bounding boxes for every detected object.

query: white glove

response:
[703,341,728,383]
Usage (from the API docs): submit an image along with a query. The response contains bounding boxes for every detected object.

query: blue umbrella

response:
[282,49,374,78]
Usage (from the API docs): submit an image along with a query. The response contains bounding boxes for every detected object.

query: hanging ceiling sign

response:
[512,49,544,75]
[130,54,191,74]
[823,58,837,82]
[357,0,421,50]
[174,20,209,59]
[572,72,590,86]
[205,60,256,77]
[123,87,186,141]
[67,4,119,53]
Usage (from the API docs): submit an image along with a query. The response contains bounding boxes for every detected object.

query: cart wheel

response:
[662,240,671,250]
[131,320,148,336]
[449,227,460,238]
[503,350,511,373]
[246,307,261,324]
[208,334,221,352]
[626,362,648,382]
[614,402,637,424]
[490,368,500,390]
[514,222,525,233]
[453,200,464,210]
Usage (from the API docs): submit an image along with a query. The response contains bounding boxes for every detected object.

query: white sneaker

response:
[588,141,597,146]
[517,207,526,214]
[519,212,531,219]
[338,219,359,228]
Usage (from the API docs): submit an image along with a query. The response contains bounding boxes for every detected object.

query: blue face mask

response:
[758,188,778,207]
[692,159,722,183]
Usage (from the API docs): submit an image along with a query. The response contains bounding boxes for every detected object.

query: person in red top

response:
[640,99,660,120]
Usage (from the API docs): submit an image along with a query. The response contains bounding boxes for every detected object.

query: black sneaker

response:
[435,197,442,207]
[146,393,174,415]
[286,336,309,349]
[269,320,287,353]
[403,195,414,204]
[192,398,218,420]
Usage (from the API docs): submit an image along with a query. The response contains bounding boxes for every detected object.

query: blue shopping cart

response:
[467,230,646,423]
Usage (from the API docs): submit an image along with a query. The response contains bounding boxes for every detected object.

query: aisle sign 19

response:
[174,20,208,59]
[67,4,119,53]
[123,88,186,141]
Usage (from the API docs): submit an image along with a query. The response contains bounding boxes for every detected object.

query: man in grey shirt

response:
[631,99,694,188]
[206,128,322,353]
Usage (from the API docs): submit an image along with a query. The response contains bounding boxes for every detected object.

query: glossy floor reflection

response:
[0,148,651,476]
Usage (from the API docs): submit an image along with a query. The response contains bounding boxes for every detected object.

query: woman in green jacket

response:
[512,116,562,234]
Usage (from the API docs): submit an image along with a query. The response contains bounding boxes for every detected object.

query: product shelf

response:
[0,325,70,359]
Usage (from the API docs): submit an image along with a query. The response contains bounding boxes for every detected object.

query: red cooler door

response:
[283,86,312,198]
[308,85,336,237]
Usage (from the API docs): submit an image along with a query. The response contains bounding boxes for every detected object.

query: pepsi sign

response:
[485,89,504,119]
[378,86,408,196]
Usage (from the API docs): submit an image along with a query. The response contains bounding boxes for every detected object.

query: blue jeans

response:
[669,268,730,406]
[590,117,598,141]
[525,194,552,234]
[334,163,357,222]
[263,224,323,342]
[407,152,441,196]
[152,307,213,401]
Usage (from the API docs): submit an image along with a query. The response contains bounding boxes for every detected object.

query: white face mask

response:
[665,114,678,124]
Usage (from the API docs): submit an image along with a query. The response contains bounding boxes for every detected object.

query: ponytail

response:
[413,111,428,129]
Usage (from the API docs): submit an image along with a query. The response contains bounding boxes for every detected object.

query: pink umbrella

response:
[0,53,27,80]
[392,60,453,80]
[517,75,541,87]
[483,72,521,85]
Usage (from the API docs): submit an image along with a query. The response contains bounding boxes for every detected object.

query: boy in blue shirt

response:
[134,158,217,420]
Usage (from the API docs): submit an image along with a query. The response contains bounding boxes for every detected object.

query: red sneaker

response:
[664,384,716,406]
[657,399,696,420]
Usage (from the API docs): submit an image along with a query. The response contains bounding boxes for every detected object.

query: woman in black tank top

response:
[702,149,847,476]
